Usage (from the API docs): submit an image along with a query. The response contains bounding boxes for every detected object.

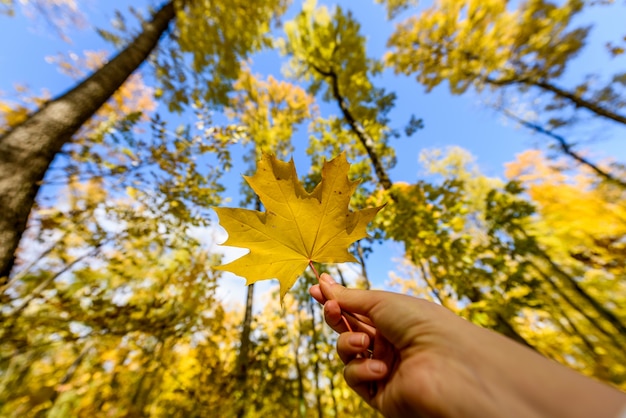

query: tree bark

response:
[0,1,176,283]
[308,63,394,192]
[308,300,323,418]
[235,197,262,418]
[235,282,255,418]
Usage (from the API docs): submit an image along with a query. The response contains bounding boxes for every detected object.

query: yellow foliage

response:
[226,66,316,154]
[282,0,397,188]
[171,0,290,106]
[506,150,626,252]
[0,102,29,130]
[386,0,586,93]
[374,0,418,19]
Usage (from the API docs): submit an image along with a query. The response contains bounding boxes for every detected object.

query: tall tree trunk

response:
[127,337,165,418]
[48,342,93,408]
[355,241,371,289]
[326,351,339,418]
[294,312,307,418]
[308,300,323,418]
[0,1,176,283]
[235,198,261,418]
[235,282,255,418]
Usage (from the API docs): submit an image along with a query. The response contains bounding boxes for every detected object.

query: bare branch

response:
[502,110,626,188]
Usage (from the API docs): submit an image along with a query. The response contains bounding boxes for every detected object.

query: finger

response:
[323,300,350,333]
[341,309,376,329]
[371,332,397,375]
[324,300,377,336]
[318,274,389,317]
[319,275,441,348]
[343,358,388,399]
[337,332,371,364]
[309,284,327,305]
[318,274,375,328]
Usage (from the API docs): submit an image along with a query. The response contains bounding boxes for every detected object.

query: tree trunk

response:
[48,342,93,408]
[294,312,307,418]
[308,300,323,418]
[0,1,176,283]
[235,283,255,418]
[235,198,261,418]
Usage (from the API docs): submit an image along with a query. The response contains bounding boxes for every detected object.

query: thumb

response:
[319,273,388,317]
[319,274,431,348]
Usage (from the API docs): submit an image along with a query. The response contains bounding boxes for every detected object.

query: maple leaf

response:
[214,153,383,301]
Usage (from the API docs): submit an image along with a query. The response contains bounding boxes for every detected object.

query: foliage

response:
[385,0,626,174]
[281,0,398,190]
[387,0,587,94]
[1,0,625,415]
[152,0,291,111]
[377,148,626,386]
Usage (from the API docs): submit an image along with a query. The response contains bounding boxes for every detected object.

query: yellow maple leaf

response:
[214,153,383,301]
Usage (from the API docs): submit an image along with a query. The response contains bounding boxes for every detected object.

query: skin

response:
[310,273,626,418]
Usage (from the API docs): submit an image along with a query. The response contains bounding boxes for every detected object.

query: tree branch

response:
[7,240,108,318]
[308,62,394,192]
[535,80,626,126]
[483,75,626,125]
[502,110,626,188]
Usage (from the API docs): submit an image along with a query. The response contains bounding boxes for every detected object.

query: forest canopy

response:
[0,0,625,416]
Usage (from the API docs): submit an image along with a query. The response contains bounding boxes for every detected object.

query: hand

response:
[310,273,626,418]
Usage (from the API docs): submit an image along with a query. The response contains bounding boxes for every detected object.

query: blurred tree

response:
[386,0,626,177]
[374,147,626,388]
[0,0,289,283]
[2,0,87,42]
[1,0,625,415]
[220,66,314,416]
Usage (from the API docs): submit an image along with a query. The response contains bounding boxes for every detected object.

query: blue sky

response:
[2,0,625,305]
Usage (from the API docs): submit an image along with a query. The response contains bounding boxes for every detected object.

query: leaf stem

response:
[308,260,320,281]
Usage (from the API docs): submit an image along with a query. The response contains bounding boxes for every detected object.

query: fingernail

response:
[348,333,365,348]
[368,361,384,374]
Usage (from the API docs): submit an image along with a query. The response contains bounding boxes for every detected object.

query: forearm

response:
[467,326,626,418]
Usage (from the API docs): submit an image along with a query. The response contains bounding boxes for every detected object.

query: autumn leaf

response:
[214,153,383,301]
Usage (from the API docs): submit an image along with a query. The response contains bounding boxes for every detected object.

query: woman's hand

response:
[310,273,626,418]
